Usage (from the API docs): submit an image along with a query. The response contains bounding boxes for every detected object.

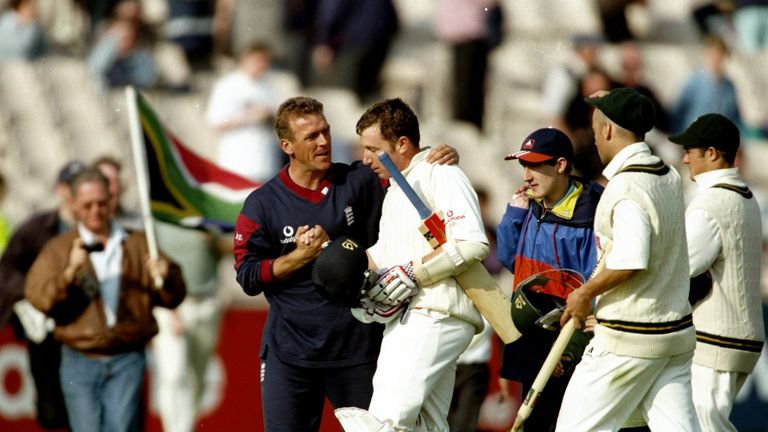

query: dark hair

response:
[719,149,737,165]
[356,98,420,148]
[70,167,110,196]
[275,96,324,141]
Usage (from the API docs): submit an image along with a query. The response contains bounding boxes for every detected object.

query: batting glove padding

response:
[366,262,418,306]
[351,298,409,324]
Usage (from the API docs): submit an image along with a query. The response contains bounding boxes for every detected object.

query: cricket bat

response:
[511,247,609,430]
[511,318,575,431]
[377,152,521,344]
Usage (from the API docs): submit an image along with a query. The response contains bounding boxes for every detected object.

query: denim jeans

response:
[60,346,146,432]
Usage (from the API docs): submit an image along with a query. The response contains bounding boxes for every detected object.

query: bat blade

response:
[456,263,521,344]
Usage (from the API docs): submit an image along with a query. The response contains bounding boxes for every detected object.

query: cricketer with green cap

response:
[585,87,655,137]
[669,111,763,432]
[669,112,740,155]
[554,87,699,431]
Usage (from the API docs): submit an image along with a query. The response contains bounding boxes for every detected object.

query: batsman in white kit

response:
[335,98,489,431]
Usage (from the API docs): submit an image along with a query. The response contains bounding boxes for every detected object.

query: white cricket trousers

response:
[555,342,701,432]
[152,297,222,432]
[368,308,475,431]
[691,363,749,432]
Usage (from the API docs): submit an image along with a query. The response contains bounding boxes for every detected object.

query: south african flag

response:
[134,91,260,231]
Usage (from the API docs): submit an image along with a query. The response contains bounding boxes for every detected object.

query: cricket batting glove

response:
[351,297,408,324]
[366,262,419,306]
[334,407,406,432]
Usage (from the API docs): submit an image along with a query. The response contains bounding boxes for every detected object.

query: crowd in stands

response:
[0,0,767,431]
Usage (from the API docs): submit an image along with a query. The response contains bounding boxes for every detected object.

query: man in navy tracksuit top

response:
[233,96,455,431]
[233,96,384,431]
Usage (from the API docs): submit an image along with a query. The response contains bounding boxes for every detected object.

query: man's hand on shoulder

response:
[426,144,459,166]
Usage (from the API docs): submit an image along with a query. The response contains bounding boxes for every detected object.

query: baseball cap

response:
[668,113,740,153]
[56,160,88,185]
[312,236,371,307]
[585,87,655,136]
[504,128,574,164]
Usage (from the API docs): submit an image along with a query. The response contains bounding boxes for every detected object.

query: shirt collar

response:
[533,179,583,220]
[77,222,127,246]
[400,147,431,178]
[602,142,652,180]
[693,167,745,190]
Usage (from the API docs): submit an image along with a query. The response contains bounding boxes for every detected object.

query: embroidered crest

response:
[344,206,355,226]
[522,138,535,150]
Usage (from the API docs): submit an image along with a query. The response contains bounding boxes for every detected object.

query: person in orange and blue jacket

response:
[495,127,603,432]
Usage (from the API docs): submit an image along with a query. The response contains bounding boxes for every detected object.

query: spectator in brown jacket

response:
[25,167,186,432]
[0,159,87,431]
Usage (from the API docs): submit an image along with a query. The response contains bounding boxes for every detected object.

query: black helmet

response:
[312,236,375,307]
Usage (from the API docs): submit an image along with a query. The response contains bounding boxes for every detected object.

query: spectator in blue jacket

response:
[671,36,743,135]
[0,0,46,61]
[496,127,603,431]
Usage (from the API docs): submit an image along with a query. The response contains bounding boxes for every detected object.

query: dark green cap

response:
[668,113,740,152]
[585,87,655,136]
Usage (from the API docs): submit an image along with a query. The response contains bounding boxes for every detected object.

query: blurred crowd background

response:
[1,0,768,315]
[0,0,767,430]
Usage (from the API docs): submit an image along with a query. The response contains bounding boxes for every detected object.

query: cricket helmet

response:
[312,236,375,307]
[511,274,567,336]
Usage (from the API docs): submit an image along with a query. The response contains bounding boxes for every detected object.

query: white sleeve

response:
[430,165,488,245]
[206,79,238,125]
[685,208,722,277]
[541,66,577,118]
[606,199,651,270]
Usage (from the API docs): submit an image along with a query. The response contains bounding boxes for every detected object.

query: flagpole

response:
[125,86,164,289]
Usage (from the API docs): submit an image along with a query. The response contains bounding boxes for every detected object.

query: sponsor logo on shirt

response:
[445,210,465,224]
[280,225,295,244]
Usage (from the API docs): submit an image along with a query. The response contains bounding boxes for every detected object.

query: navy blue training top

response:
[234,162,385,367]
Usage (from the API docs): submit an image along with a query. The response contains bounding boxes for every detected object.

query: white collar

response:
[693,167,745,190]
[602,142,652,180]
[77,222,127,246]
[400,147,432,178]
